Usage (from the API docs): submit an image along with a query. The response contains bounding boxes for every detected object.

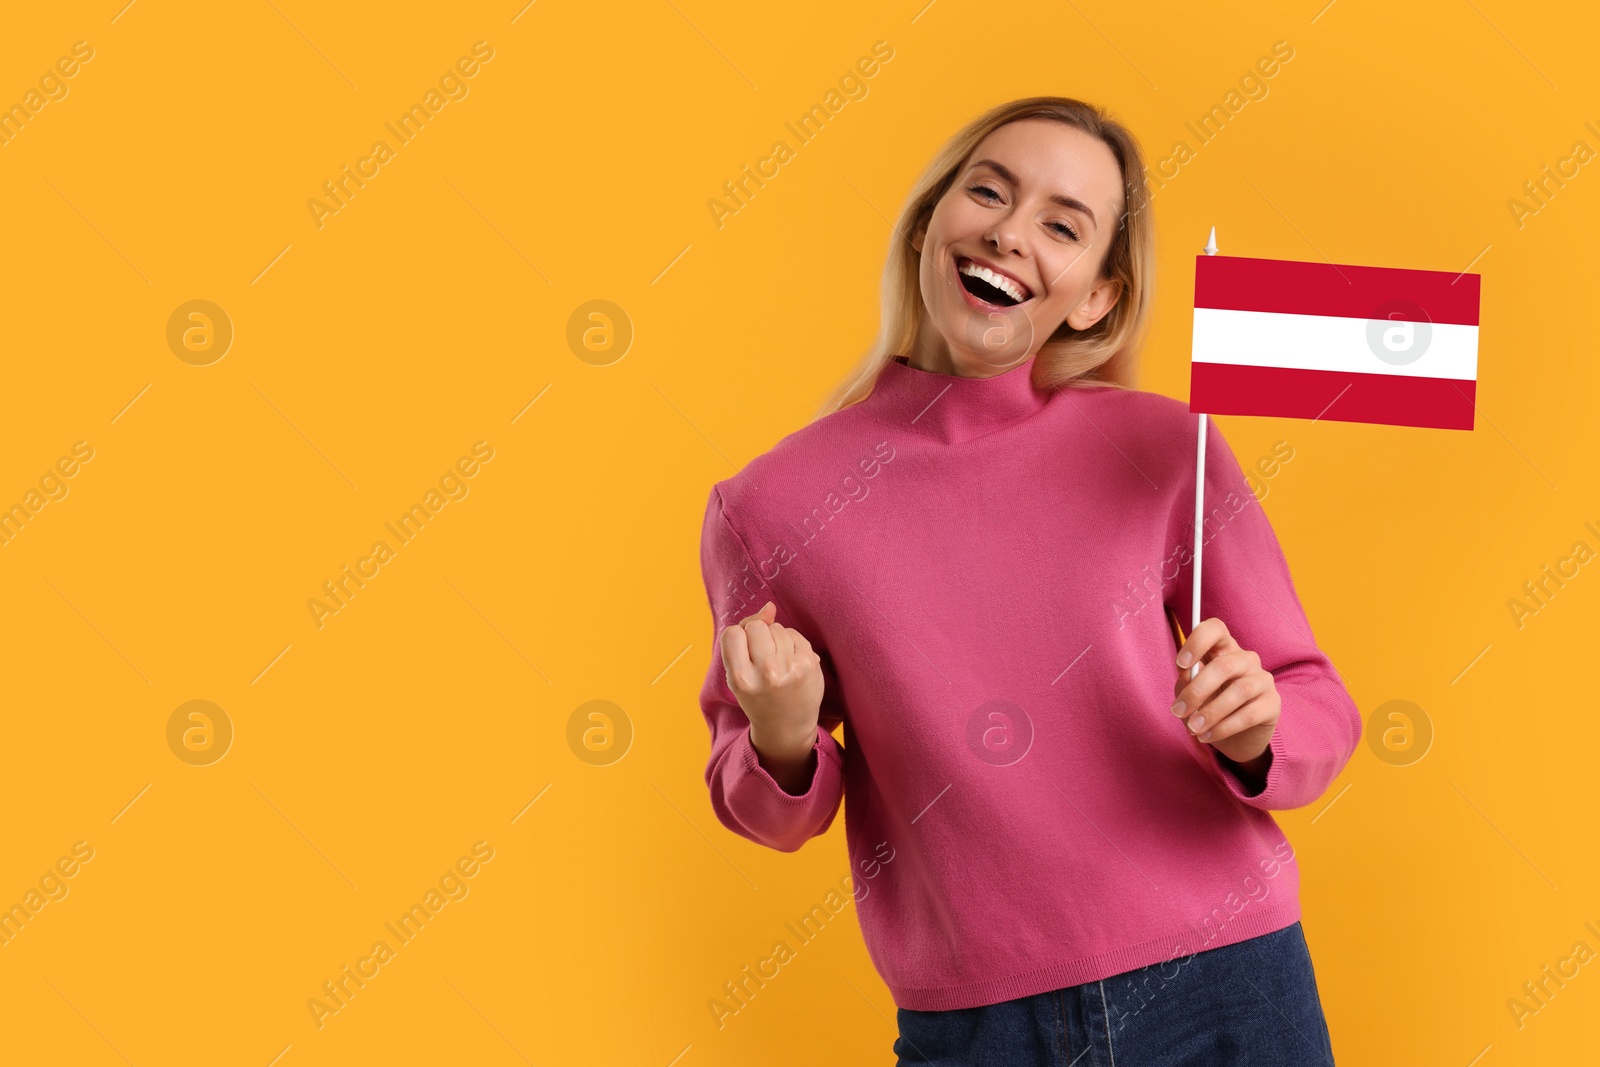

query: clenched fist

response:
[719,601,824,793]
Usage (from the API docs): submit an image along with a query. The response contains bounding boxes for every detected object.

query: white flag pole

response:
[1190,226,1218,682]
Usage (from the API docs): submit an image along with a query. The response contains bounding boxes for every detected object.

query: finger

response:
[768,621,796,660]
[1183,620,1238,683]
[1176,617,1239,674]
[740,600,777,625]
[718,622,754,692]
[1178,649,1252,714]
[741,614,777,673]
[1185,671,1266,738]
[1173,649,1251,724]
[1196,694,1272,743]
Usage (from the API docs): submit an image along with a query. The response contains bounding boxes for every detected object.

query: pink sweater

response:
[695,354,1361,1011]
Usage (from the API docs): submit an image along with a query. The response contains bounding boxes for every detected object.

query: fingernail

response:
[1200,731,1214,742]
[1190,716,1205,732]
[1177,653,1192,667]
[1170,702,1185,716]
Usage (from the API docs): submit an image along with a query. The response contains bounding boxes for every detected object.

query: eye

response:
[968,185,1081,242]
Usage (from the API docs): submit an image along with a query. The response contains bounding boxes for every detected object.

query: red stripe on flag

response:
[1195,255,1481,326]
[1190,362,1476,430]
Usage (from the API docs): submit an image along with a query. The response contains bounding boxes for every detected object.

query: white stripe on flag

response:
[1191,307,1479,381]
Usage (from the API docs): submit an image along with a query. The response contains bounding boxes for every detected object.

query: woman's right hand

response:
[719,601,824,786]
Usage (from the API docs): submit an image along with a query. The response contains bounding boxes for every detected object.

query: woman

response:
[695,96,1358,1065]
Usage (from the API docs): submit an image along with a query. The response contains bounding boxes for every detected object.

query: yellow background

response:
[1,0,1596,1063]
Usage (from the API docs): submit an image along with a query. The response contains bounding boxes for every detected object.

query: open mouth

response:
[955,256,1033,308]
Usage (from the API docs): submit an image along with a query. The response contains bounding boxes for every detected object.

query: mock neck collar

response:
[860,354,1054,444]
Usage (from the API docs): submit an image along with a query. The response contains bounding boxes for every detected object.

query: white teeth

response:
[958,259,1029,303]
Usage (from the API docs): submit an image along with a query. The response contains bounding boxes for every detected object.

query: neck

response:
[906,317,1033,380]
[860,354,1055,445]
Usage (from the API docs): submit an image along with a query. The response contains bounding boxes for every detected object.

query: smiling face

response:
[908,118,1127,376]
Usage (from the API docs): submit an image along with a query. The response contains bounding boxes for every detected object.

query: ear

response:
[908,214,929,255]
[1065,275,1123,331]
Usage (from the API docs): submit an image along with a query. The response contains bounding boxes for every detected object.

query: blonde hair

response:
[815,96,1156,420]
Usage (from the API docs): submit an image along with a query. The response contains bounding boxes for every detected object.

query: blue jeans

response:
[893,921,1335,1066]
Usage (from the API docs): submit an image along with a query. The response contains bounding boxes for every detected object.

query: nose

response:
[984,214,1025,259]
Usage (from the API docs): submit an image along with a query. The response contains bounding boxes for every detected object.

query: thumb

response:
[744,600,776,624]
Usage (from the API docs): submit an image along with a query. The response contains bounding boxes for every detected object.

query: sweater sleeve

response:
[696,485,846,853]
[1163,418,1362,811]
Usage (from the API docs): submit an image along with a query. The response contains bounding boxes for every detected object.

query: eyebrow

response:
[968,159,1098,229]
